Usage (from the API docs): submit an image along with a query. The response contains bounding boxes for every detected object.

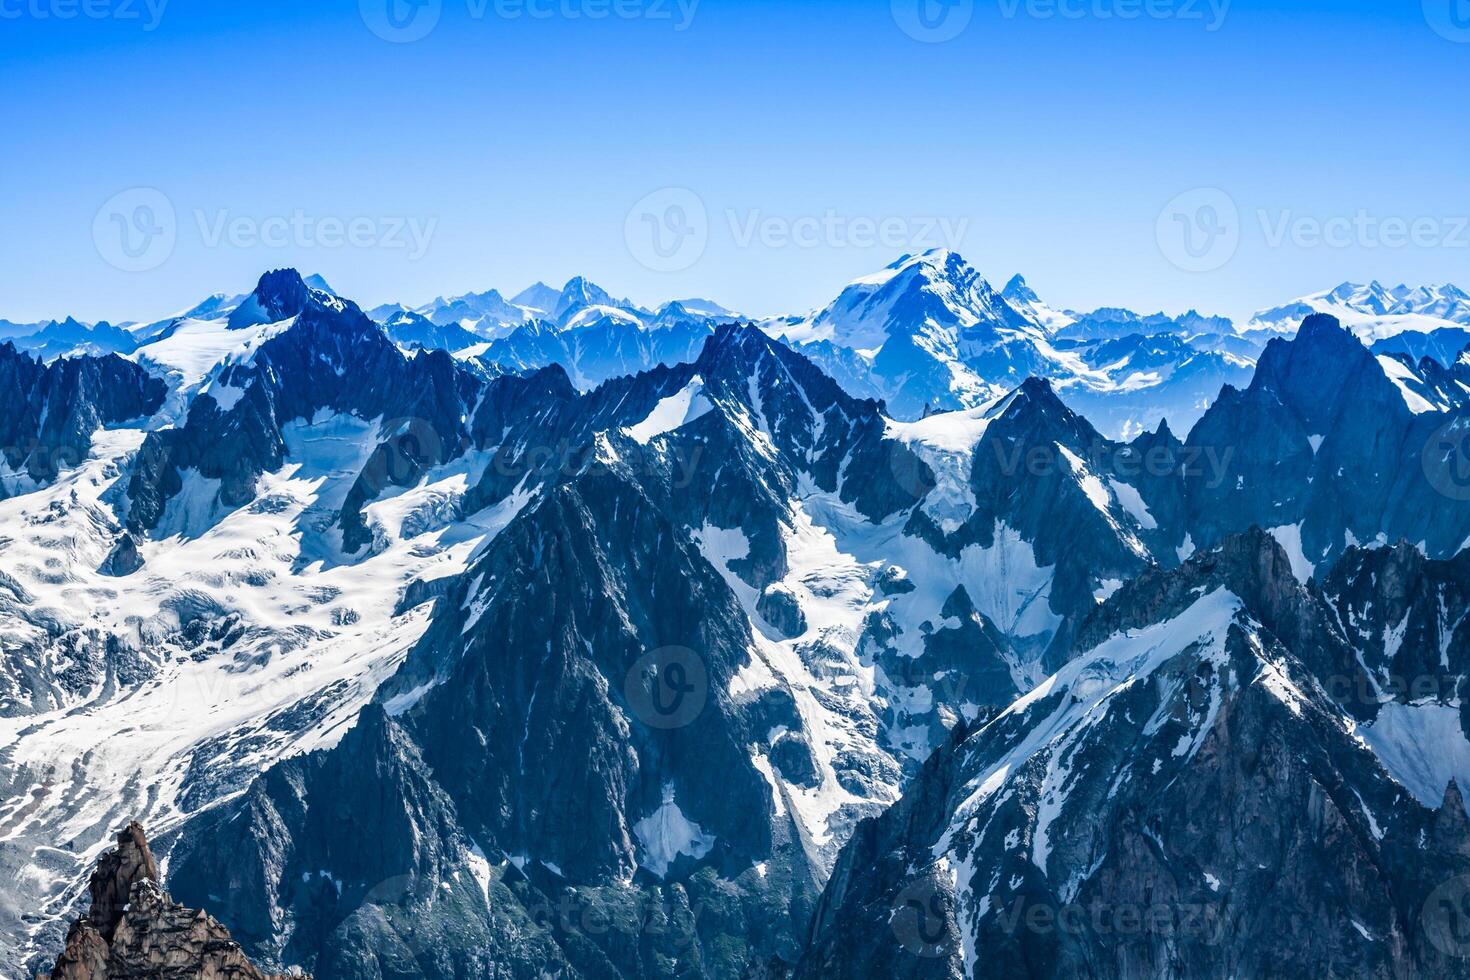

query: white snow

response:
[884,395,1007,532]
[1247,282,1470,341]
[1268,524,1315,583]
[132,315,295,410]
[885,398,1004,455]
[633,784,716,878]
[1376,356,1447,415]
[1360,702,1470,815]
[1107,478,1157,530]
[0,408,527,955]
[560,304,643,332]
[623,377,712,444]
[1058,445,1112,517]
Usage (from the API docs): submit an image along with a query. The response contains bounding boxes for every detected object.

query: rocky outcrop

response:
[758,584,807,639]
[0,343,165,486]
[39,822,302,980]
[85,823,159,943]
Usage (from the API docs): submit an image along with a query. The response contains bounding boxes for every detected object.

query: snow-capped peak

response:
[1249,280,1470,340]
[1001,274,1076,333]
[769,249,1030,351]
[226,268,338,331]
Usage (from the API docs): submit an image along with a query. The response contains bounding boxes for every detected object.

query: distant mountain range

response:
[12,256,1470,442]
[1248,280,1470,339]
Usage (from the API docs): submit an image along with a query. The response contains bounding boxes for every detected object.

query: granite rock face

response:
[1181,313,1470,565]
[0,343,165,487]
[797,530,1470,980]
[40,823,302,980]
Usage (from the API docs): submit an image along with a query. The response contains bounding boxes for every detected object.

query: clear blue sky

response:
[4,0,1468,324]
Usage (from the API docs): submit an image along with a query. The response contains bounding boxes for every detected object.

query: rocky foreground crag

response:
[39,823,305,980]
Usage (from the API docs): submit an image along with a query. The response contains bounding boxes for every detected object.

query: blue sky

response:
[4,0,1468,324]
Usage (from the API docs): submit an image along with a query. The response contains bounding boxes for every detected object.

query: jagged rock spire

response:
[39,823,304,980]
[85,823,158,944]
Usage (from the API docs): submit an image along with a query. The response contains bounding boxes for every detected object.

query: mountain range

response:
[15,254,1470,443]
[2,264,1469,979]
